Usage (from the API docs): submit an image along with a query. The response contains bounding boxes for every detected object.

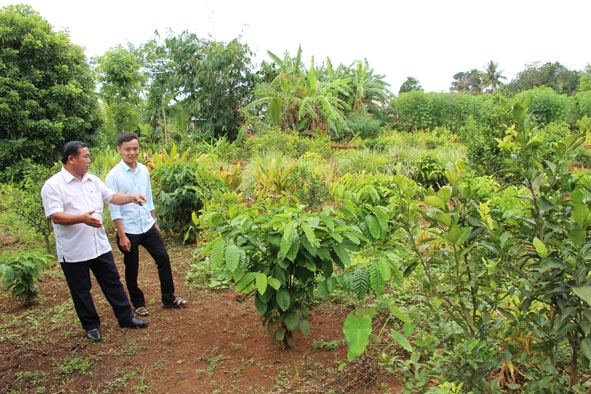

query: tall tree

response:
[579,64,591,92]
[94,45,146,137]
[0,5,101,180]
[450,69,483,95]
[506,61,580,95]
[141,32,257,142]
[481,60,506,93]
[399,77,422,94]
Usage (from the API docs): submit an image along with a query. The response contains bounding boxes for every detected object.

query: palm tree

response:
[481,60,506,93]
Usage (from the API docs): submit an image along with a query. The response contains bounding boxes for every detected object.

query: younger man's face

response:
[117,139,140,166]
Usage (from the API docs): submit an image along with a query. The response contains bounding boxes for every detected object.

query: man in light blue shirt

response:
[105,133,187,317]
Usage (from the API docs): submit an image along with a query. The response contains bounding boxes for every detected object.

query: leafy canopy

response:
[0,4,101,180]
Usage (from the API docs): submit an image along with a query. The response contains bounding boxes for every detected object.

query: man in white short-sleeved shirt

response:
[41,141,150,342]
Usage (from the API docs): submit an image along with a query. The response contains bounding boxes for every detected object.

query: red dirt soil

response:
[0,242,404,393]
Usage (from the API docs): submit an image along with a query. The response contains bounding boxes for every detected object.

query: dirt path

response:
[0,242,403,393]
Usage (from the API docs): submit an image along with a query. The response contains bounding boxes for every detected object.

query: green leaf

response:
[285,312,300,331]
[434,211,451,227]
[438,186,451,203]
[573,286,591,307]
[446,224,472,245]
[365,214,382,240]
[352,267,369,300]
[209,238,225,268]
[332,244,350,267]
[572,203,590,226]
[424,195,445,210]
[268,277,281,290]
[533,237,549,258]
[389,304,412,324]
[285,232,300,262]
[343,313,372,361]
[255,273,268,295]
[390,329,413,353]
[569,229,586,247]
[224,244,241,272]
[317,280,329,299]
[254,294,267,314]
[299,319,311,337]
[276,289,291,311]
[235,272,256,293]
[301,221,319,247]
[279,221,297,260]
[581,338,591,361]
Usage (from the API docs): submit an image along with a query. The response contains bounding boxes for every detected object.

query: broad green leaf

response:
[299,319,311,337]
[446,224,472,245]
[224,244,241,272]
[569,229,586,247]
[285,312,300,331]
[317,280,329,299]
[365,214,382,239]
[276,289,291,311]
[333,244,350,267]
[438,186,451,203]
[533,237,549,258]
[304,260,316,272]
[573,286,591,307]
[254,294,267,314]
[343,313,372,361]
[268,277,281,290]
[434,211,451,227]
[279,221,297,260]
[572,203,590,226]
[389,304,412,324]
[255,273,268,295]
[390,329,413,353]
[581,338,591,361]
[424,195,445,210]
[235,272,256,293]
[209,239,225,267]
[301,221,319,247]
[285,232,300,262]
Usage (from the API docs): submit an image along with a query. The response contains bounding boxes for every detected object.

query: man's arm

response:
[109,192,146,206]
[51,210,103,228]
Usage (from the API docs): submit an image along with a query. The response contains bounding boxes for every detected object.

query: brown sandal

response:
[134,307,149,317]
[162,297,187,308]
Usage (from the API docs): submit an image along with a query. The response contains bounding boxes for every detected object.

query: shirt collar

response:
[119,160,139,173]
[61,166,90,183]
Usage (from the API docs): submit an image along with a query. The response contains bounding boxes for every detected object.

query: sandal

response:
[163,297,188,309]
[134,307,150,317]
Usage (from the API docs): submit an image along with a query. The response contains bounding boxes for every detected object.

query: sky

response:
[2,0,590,93]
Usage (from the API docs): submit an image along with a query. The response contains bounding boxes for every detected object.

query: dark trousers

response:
[60,252,134,331]
[117,225,176,307]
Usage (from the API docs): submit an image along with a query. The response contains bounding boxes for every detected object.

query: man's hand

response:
[82,210,103,228]
[118,233,131,252]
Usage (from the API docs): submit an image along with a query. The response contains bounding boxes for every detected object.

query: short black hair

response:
[61,141,87,164]
[116,132,139,147]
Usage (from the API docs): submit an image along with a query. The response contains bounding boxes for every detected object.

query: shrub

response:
[244,130,332,159]
[345,113,382,138]
[0,250,53,304]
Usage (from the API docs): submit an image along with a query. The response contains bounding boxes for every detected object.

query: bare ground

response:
[0,240,404,393]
